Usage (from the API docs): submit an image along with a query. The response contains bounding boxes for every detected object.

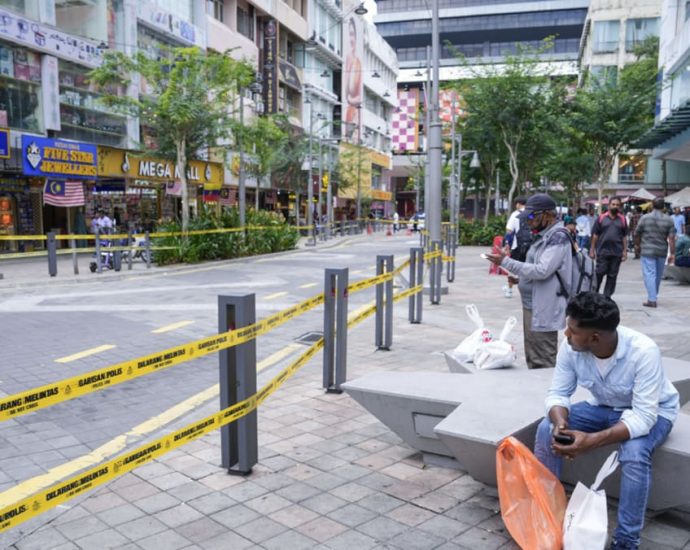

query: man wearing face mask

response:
[486,194,572,369]
[590,197,628,298]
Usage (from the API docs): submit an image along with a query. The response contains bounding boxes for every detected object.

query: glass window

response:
[0,0,39,19]
[207,0,223,22]
[57,60,126,146]
[592,20,620,53]
[589,65,618,86]
[0,42,42,132]
[150,0,192,23]
[625,18,659,51]
[55,0,108,43]
[670,58,690,109]
[237,5,254,40]
[618,154,646,183]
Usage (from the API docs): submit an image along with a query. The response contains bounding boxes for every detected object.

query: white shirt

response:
[506,208,522,250]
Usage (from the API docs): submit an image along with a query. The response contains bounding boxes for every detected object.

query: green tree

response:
[89,47,255,231]
[572,37,659,209]
[336,141,371,213]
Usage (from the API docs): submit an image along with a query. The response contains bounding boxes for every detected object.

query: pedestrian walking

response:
[393,211,399,232]
[590,196,628,298]
[635,198,676,308]
[575,208,591,251]
[502,196,528,298]
[672,207,686,240]
[485,193,572,369]
[675,226,690,267]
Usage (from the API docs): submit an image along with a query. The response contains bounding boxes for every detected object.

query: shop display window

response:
[57,60,127,147]
[0,42,43,132]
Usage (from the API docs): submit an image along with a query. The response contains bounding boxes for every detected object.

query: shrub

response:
[152,207,299,265]
[458,216,508,246]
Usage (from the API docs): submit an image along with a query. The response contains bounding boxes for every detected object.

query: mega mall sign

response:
[22,136,97,179]
[97,147,223,189]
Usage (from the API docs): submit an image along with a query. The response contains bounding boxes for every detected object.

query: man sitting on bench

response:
[534,291,679,550]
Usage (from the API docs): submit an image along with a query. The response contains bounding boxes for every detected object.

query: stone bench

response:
[342,357,690,511]
[665,265,690,284]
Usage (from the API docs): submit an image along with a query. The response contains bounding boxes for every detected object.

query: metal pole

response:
[318,138,323,241]
[431,240,442,304]
[326,146,333,239]
[238,90,246,228]
[307,95,315,246]
[219,294,258,475]
[448,95,457,283]
[457,133,464,218]
[409,247,423,323]
[375,255,394,350]
[145,230,151,269]
[428,0,442,245]
[356,105,362,226]
[47,231,57,277]
[323,268,349,393]
[95,229,102,274]
[495,168,500,215]
[127,227,133,271]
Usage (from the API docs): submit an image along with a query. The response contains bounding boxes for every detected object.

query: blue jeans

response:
[577,235,590,250]
[641,256,666,302]
[535,402,673,549]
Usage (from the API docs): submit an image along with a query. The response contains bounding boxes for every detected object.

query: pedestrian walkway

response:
[3,240,689,549]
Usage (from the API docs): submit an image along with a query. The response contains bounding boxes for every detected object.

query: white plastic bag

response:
[563,451,619,550]
[473,316,517,370]
[450,304,493,364]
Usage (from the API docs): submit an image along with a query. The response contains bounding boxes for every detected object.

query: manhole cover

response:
[295,331,324,345]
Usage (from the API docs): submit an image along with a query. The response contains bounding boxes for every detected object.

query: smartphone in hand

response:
[480,253,489,259]
[553,433,575,445]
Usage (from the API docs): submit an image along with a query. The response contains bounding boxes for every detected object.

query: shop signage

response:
[97,147,223,189]
[22,136,97,178]
[0,8,103,67]
[372,190,392,201]
[263,19,278,114]
[279,60,302,92]
[0,128,9,159]
[137,3,203,48]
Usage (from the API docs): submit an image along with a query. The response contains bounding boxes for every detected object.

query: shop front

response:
[97,147,224,228]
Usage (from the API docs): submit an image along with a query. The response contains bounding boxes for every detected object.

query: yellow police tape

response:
[347,271,394,294]
[0,251,48,260]
[0,336,325,533]
[423,250,442,262]
[0,293,325,423]
[0,235,47,241]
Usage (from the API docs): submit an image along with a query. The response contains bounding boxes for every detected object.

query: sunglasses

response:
[527,211,545,220]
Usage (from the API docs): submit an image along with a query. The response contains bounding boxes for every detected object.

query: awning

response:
[635,100,690,149]
[665,186,690,208]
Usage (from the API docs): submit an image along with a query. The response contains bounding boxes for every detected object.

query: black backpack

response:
[513,215,533,262]
[555,229,595,299]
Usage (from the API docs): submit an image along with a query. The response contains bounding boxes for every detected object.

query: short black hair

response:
[566,291,620,332]
[609,196,622,203]
[653,198,665,210]
[515,196,527,206]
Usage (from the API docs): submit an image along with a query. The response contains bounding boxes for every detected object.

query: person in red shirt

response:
[590,197,628,298]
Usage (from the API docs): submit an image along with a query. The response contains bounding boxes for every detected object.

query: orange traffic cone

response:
[387,226,392,236]
[367,223,373,235]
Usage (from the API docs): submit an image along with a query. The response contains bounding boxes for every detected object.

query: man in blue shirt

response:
[534,292,679,550]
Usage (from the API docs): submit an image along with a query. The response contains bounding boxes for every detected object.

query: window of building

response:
[57,60,126,146]
[150,0,192,24]
[207,0,224,22]
[589,65,618,87]
[686,1,690,22]
[625,18,659,51]
[0,0,39,19]
[237,4,254,40]
[670,57,690,109]
[0,42,42,132]
[592,20,620,53]
[618,154,646,183]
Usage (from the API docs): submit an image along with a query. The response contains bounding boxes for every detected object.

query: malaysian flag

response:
[219,187,236,207]
[43,180,85,207]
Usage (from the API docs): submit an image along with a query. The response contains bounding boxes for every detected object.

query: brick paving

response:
[1,236,690,549]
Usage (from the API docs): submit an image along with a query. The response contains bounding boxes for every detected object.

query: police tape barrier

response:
[0,251,49,260]
[423,250,442,262]
[0,336,325,534]
[442,255,455,263]
[392,258,411,276]
[0,235,47,241]
[347,271,394,294]
[0,293,325,423]
[346,284,423,330]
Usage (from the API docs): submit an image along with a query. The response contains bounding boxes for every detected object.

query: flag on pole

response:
[219,187,236,207]
[43,180,85,207]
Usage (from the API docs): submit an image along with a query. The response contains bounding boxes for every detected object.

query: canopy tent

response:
[629,188,656,201]
[665,187,690,208]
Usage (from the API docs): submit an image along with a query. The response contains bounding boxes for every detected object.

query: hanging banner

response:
[22,136,97,179]
[0,128,9,159]
[263,19,278,114]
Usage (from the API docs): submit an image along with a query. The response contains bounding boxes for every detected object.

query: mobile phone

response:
[554,433,575,445]
[480,253,489,259]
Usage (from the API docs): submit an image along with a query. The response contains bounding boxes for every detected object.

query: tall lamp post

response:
[355,104,363,226]
[305,90,316,246]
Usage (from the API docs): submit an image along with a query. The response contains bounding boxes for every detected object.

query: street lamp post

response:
[355,104,362,228]
[238,90,246,228]
[306,91,315,246]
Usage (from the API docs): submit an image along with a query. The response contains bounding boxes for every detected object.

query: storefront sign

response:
[137,3,203,48]
[97,147,223,189]
[371,190,392,201]
[41,55,61,131]
[0,8,103,67]
[0,128,9,159]
[22,136,97,178]
[279,60,302,92]
[263,19,278,114]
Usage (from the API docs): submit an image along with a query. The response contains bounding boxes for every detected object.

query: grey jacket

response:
[501,221,572,332]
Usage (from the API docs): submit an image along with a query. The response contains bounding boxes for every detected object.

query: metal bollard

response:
[47,231,57,277]
[375,255,394,350]
[323,267,349,393]
[430,240,443,305]
[145,231,151,269]
[70,237,79,275]
[409,247,424,323]
[95,230,102,274]
[446,225,456,282]
[219,294,258,475]
[127,229,133,271]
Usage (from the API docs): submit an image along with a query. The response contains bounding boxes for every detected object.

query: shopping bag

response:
[473,316,517,369]
[563,451,619,550]
[497,436,567,550]
[450,304,493,364]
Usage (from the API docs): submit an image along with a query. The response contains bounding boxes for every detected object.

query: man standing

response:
[676,226,690,267]
[672,207,685,240]
[503,196,528,298]
[486,193,571,369]
[635,198,676,308]
[575,208,591,251]
[590,197,628,298]
[535,292,678,550]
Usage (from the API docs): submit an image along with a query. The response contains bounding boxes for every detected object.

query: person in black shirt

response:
[590,197,628,298]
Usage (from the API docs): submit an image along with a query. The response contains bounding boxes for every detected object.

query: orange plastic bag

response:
[497,436,567,550]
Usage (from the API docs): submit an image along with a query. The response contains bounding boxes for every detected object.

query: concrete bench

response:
[665,265,690,284]
[342,357,690,511]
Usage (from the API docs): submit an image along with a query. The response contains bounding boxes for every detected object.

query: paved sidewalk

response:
[3,240,690,549]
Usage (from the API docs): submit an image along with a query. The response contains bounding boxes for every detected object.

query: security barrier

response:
[0,247,426,533]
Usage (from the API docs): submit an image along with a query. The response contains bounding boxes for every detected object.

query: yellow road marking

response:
[0,342,303,508]
[151,320,195,334]
[264,291,288,300]
[299,282,318,289]
[54,344,116,364]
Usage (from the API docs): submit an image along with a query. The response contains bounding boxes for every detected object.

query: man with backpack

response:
[503,196,530,298]
[486,193,571,369]
[590,197,628,298]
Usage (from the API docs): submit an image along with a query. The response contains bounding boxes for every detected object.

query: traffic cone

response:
[387,225,392,237]
[367,223,373,235]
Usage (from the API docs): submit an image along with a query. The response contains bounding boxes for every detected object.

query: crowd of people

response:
[485,192,684,550]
